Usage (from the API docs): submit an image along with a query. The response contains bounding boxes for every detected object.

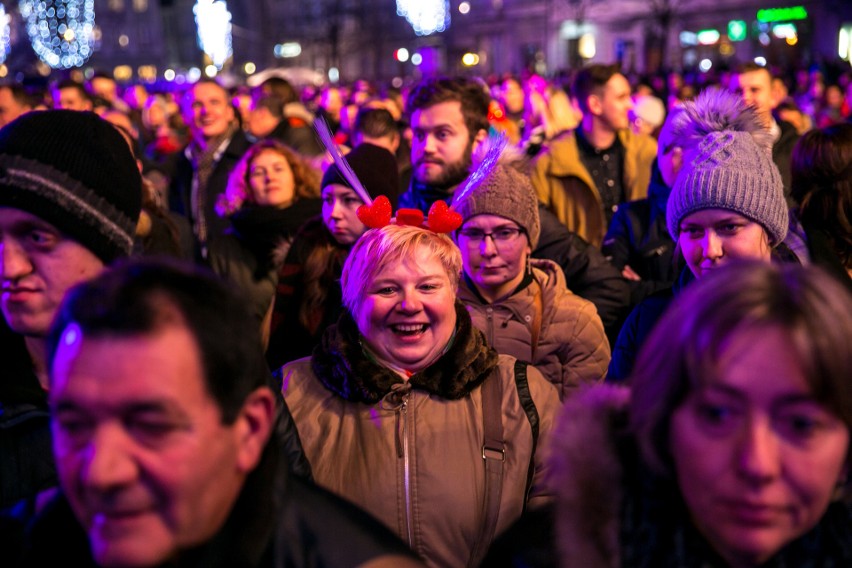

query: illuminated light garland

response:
[20,0,96,69]
[396,0,449,36]
[194,0,232,69]
[0,5,9,65]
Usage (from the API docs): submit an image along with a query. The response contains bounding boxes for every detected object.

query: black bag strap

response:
[467,367,506,568]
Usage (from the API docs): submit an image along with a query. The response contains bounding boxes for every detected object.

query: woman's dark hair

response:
[47,258,270,424]
[791,123,852,270]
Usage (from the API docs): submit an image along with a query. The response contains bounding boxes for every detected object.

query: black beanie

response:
[0,110,142,263]
[321,143,399,207]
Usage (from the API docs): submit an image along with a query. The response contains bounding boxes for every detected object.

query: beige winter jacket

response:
[459,259,610,400]
[280,310,560,568]
[530,129,657,247]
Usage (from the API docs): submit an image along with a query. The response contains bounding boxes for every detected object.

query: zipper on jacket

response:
[395,394,414,548]
[485,306,494,346]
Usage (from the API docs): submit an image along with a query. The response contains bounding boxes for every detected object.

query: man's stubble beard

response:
[414,142,474,190]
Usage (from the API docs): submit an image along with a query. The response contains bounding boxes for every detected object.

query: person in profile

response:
[17,259,422,568]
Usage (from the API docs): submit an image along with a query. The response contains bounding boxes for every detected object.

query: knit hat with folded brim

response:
[0,110,142,263]
[666,129,788,245]
[453,163,541,248]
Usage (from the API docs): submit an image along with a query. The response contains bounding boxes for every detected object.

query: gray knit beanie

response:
[666,129,788,245]
[453,163,541,248]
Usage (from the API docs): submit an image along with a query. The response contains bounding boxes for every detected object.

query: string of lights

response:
[396,0,449,36]
[193,0,232,69]
[19,0,95,69]
[0,5,10,65]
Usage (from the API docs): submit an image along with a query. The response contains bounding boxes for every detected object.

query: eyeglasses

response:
[457,227,524,247]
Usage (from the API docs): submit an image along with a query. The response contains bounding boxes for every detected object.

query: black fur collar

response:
[311,302,498,403]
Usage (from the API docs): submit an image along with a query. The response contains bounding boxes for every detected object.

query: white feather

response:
[313,118,372,204]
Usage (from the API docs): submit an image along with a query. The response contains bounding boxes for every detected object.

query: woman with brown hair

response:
[790,122,852,288]
[486,262,852,567]
[209,139,321,342]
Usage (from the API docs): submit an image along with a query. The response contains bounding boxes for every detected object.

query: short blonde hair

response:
[341,224,462,313]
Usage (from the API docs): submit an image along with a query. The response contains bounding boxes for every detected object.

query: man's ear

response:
[586,94,603,117]
[234,387,277,473]
[471,128,488,153]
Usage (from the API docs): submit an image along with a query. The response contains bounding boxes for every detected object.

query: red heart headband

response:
[356,197,463,233]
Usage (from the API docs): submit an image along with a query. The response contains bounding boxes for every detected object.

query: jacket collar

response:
[544,129,633,181]
[311,301,499,403]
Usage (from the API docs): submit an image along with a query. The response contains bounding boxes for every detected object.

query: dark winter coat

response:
[0,320,55,510]
[208,200,321,329]
[603,160,678,306]
[266,216,349,370]
[608,243,802,383]
[772,118,800,207]
[607,268,692,383]
[14,405,418,567]
[169,130,252,255]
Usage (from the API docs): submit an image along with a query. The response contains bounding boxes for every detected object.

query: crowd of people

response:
[0,57,851,567]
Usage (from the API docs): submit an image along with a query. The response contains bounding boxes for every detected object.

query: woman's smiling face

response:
[354,246,457,373]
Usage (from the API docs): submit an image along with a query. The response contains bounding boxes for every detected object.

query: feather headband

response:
[313,117,463,231]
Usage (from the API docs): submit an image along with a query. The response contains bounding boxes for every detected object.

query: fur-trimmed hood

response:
[311,301,499,403]
[549,385,630,568]
[547,385,852,568]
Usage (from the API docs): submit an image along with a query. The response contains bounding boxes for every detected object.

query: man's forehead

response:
[50,323,206,399]
[412,101,465,126]
[191,83,228,102]
[737,69,771,87]
[0,206,60,231]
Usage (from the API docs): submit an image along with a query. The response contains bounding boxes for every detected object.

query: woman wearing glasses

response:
[454,163,610,399]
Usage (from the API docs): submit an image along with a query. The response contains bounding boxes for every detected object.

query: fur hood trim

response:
[549,385,630,568]
[311,301,499,403]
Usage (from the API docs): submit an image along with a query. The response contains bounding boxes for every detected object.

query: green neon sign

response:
[757,6,808,23]
[728,20,747,41]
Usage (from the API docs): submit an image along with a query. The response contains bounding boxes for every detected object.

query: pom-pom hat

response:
[665,88,788,245]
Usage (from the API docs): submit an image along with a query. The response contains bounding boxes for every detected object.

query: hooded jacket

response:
[530,129,657,247]
[549,385,852,568]
[280,304,561,568]
[458,258,609,399]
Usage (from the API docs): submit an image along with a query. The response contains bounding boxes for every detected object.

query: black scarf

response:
[228,199,321,261]
[311,302,499,403]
